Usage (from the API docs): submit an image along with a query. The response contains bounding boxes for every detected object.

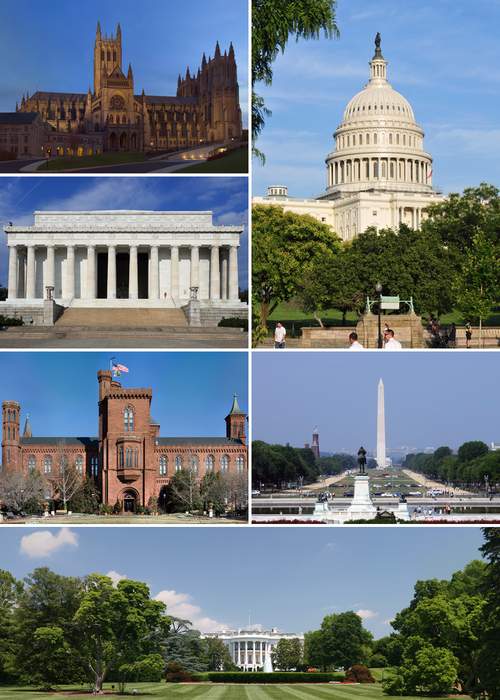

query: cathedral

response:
[1,370,247,512]
[17,22,242,156]
[254,35,443,240]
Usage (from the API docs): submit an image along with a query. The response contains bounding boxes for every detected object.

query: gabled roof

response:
[20,437,98,448]
[29,91,87,101]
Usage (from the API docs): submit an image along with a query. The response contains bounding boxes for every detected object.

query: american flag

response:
[111,359,129,376]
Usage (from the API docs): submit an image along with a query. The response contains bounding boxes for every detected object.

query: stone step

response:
[56,307,188,328]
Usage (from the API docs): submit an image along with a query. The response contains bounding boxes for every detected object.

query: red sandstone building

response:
[1,370,247,512]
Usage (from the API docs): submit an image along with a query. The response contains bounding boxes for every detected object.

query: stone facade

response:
[203,629,304,672]
[253,36,443,240]
[1,370,247,512]
[1,210,247,325]
[14,23,242,156]
[0,113,50,158]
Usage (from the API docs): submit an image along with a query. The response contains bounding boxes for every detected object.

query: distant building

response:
[0,113,49,158]
[204,628,304,671]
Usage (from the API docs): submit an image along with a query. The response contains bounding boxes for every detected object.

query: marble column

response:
[107,245,116,300]
[210,245,220,300]
[170,246,179,299]
[65,245,75,299]
[26,246,36,299]
[86,245,96,300]
[150,245,159,300]
[190,245,199,288]
[129,245,138,300]
[229,245,239,301]
[220,249,228,300]
[46,245,55,294]
[7,247,18,300]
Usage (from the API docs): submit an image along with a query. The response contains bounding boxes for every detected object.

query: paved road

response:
[68,157,190,174]
[0,334,247,349]
[0,159,42,173]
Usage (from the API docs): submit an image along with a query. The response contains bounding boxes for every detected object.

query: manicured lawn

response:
[3,514,244,525]
[38,152,147,171]
[0,685,467,700]
[177,147,248,174]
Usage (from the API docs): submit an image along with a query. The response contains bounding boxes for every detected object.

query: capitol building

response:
[254,35,443,240]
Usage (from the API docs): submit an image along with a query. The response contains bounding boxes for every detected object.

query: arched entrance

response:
[109,132,118,151]
[120,132,128,150]
[130,132,137,150]
[122,489,138,513]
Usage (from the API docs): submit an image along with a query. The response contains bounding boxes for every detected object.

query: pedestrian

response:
[465,321,472,349]
[383,328,402,350]
[274,322,286,349]
[348,331,364,350]
[448,322,456,348]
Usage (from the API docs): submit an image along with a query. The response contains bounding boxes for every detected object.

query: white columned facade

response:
[221,251,228,300]
[210,245,220,300]
[65,245,75,299]
[86,245,96,300]
[8,246,18,300]
[190,245,200,288]
[46,245,55,293]
[170,246,179,299]
[229,245,239,300]
[107,245,116,300]
[149,245,159,300]
[26,246,36,299]
[129,245,138,300]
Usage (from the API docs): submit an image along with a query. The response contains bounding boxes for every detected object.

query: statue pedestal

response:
[395,501,410,521]
[346,475,377,521]
[313,501,330,517]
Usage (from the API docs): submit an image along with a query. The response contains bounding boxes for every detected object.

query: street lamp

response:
[375,281,383,348]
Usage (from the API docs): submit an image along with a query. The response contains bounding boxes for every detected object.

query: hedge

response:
[190,672,345,683]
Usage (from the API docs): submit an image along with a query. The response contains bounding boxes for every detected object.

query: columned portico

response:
[107,245,116,300]
[129,245,138,300]
[8,246,17,300]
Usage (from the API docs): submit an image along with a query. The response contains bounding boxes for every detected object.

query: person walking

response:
[348,331,364,350]
[465,322,472,349]
[383,328,402,350]
[448,322,457,348]
[274,322,286,349]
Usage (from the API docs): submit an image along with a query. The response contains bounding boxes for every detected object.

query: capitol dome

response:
[324,34,434,198]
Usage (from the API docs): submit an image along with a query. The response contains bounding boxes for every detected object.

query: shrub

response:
[0,315,24,327]
[190,671,345,683]
[345,665,375,683]
[369,653,388,668]
[218,317,248,329]
[165,661,193,683]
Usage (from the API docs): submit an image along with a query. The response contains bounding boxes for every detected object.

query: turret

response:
[225,394,246,444]
[98,370,112,401]
[215,40,221,59]
[2,401,21,471]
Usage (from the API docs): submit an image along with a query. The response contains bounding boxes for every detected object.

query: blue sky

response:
[0,527,485,637]
[0,352,247,440]
[253,0,500,197]
[0,0,248,125]
[0,177,249,289]
[253,352,500,454]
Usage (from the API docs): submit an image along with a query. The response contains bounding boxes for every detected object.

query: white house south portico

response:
[3,210,245,325]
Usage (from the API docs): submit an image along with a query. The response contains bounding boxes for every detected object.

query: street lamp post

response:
[376,281,383,348]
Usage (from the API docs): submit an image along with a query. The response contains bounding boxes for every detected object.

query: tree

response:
[458,441,489,463]
[252,0,339,156]
[303,630,326,670]
[252,205,341,329]
[454,230,499,345]
[166,468,201,513]
[272,638,303,671]
[221,471,248,514]
[204,637,237,671]
[316,611,372,670]
[29,626,73,689]
[0,570,22,682]
[52,445,81,511]
[0,469,46,514]
[383,636,459,695]
[69,477,101,514]
[477,529,500,700]
[163,622,208,674]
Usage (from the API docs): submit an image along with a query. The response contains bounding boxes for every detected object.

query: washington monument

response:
[376,378,387,468]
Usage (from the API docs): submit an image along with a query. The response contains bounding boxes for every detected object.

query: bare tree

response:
[0,468,46,512]
[222,470,248,513]
[52,443,81,511]
[169,458,201,513]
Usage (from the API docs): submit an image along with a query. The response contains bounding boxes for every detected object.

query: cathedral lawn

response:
[8,514,245,525]
[0,685,468,700]
[177,147,248,174]
[38,152,147,172]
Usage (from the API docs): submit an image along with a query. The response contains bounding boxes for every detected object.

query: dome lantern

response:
[369,32,388,83]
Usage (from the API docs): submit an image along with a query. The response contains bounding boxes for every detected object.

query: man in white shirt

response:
[274,322,286,349]
[383,328,402,350]
[348,332,364,350]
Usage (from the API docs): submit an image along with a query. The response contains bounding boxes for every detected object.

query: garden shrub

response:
[0,315,24,327]
[345,664,375,683]
[165,661,193,683]
[218,317,248,329]
[190,671,344,683]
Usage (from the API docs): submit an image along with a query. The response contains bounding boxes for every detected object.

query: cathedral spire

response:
[215,40,221,58]
[127,63,133,80]
[23,414,32,439]
[96,21,102,40]
[117,23,122,41]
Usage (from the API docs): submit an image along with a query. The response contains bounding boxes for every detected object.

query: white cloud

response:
[107,570,127,586]
[20,529,78,558]
[356,609,378,620]
[155,589,228,633]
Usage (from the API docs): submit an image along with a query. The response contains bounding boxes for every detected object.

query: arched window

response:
[366,134,370,145]
[205,454,215,472]
[189,455,199,474]
[44,455,52,474]
[236,455,245,472]
[75,455,84,475]
[175,455,182,472]
[118,447,124,468]
[124,407,134,432]
[221,454,229,472]
[373,133,378,145]
[389,133,393,144]
[159,455,168,475]
[91,456,99,478]
[27,455,36,470]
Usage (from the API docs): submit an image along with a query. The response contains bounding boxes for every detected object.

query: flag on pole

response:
[110,358,129,377]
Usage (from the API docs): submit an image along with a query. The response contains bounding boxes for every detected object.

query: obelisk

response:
[376,378,386,469]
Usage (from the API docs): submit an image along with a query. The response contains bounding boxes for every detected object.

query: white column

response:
[46,245,55,293]
[107,245,116,300]
[210,245,220,300]
[8,246,18,299]
[26,246,36,299]
[129,245,138,300]
[150,245,159,300]
[170,246,179,299]
[65,245,75,299]
[86,245,95,300]
[221,249,228,300]
[229,245,239,301]
[190,245,199,288]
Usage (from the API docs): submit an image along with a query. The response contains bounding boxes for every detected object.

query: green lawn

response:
[39,152,147,172]
[176,147,248,174]
[0,684,465,700]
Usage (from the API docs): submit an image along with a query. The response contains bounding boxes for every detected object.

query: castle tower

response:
[94,21,123,95]
[311,427,320,460]
[376,379,387,469]
[2,401,21,471]
[225,394,246,444]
